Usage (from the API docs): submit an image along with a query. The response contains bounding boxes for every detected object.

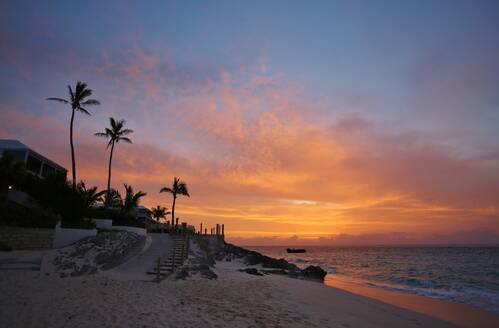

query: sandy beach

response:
[0,258,462,328]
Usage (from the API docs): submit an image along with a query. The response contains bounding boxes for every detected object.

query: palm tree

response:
[122,184,147,213]
[160,177,189,227]
[47,81,100,190]
[76,181,106,207]
[150,205,170,223]
[94,118,133,206]
[104,188,122,208]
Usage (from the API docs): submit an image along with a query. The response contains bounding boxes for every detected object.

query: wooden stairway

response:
[147,234,189,281]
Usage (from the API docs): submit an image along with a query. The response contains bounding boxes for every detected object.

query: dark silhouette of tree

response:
[47,81,100,190]
[104,188,122,208]
[160,177,189,227]
[150,205,170,223]
[94,118,133,206]
[122,184,146,213]
[0,154,27,204]
[76,181,106,207]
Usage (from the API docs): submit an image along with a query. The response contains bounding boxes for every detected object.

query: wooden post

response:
[200,222,203,235]
[222,224,224,236]
[204,228,207,235]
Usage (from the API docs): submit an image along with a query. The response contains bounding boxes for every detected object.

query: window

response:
[26,154,42,175]
[41,164,56,178]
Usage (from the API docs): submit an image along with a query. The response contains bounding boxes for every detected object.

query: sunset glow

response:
[1,1,498,245]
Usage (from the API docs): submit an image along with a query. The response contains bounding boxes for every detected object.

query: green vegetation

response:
[94,117,133,206]
[0,201,58,228]
[122,184,147,214]
[1,82,193,231]
[0,241,12,252]
[151,205,169,223]
[46,81,100,190]
[160,177,190,227]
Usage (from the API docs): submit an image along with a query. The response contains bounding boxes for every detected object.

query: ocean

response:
[249,246,499,315]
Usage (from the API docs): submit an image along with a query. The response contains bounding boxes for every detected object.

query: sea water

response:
[249,246,499,315]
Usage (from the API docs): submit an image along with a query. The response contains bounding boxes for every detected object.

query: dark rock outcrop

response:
[301,265,327,280]
[221,243,327,282]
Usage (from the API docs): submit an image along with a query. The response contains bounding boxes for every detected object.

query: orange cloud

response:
[1,56,498,243]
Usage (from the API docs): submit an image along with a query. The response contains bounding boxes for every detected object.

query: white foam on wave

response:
[363,279,499,315]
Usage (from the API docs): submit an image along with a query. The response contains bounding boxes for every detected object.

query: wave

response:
[251,246,499,315]
[363,280,499,315]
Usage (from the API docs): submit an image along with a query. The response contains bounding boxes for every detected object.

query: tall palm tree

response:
[94,118,133,206]
[150,205,170,223]
[76,181,106,207]
[47,81,100,190]
[122,184,147,213]
[160,177,189,227]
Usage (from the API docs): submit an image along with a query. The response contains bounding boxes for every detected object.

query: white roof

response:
[0,139,29,150]
[0,139,67,172]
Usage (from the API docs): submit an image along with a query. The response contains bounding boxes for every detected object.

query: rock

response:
[226,245,298,271]
[175,267,189,280]
[200,269,218,279]
[238,268,263,276]
[301,265,327,280]
[218,243,327,282]
[47,231,145,277]
[261,269,287,275]
[261,257,297,270]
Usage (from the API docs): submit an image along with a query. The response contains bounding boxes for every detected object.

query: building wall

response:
[0,226,54,249]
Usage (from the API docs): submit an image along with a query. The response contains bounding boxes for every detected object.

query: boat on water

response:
[286,248,306,253]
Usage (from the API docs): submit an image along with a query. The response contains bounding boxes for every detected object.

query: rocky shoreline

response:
[180,238,327,281]
[219,243,327,281]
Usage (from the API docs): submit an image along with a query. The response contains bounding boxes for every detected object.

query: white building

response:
[0,139,67,178]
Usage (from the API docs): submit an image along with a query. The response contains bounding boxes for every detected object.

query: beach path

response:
[102,233,173,281]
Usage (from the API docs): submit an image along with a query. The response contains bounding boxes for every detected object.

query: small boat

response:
[286,248,306,253]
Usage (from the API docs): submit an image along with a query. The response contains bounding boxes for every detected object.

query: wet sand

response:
[325,274,499,328]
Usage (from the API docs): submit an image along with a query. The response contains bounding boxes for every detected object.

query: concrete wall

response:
[0,226,54,249]
[92,219,113,229]
[52,223,97,248]
[112,225,147,236]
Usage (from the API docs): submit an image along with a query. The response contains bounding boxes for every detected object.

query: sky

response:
[1,0,498,245]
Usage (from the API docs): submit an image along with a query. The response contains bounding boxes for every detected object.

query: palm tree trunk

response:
[106,141,115,206]
[171,195,176,228]
[69,108,77,190]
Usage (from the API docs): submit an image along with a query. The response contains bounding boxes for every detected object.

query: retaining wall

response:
[0,226,54,249]
[52,223,97,248]
[112,225,147,236]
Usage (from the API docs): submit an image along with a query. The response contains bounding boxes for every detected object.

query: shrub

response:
[0,241,12,251]
[87,207,145,228]
[0,201,59,228]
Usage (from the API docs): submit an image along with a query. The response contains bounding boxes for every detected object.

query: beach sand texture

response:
[0,260,458,328]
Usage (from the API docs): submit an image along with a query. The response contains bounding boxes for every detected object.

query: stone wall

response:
[0,226,54,249]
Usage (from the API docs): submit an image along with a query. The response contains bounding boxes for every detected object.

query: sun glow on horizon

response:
[1,0,498,245]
